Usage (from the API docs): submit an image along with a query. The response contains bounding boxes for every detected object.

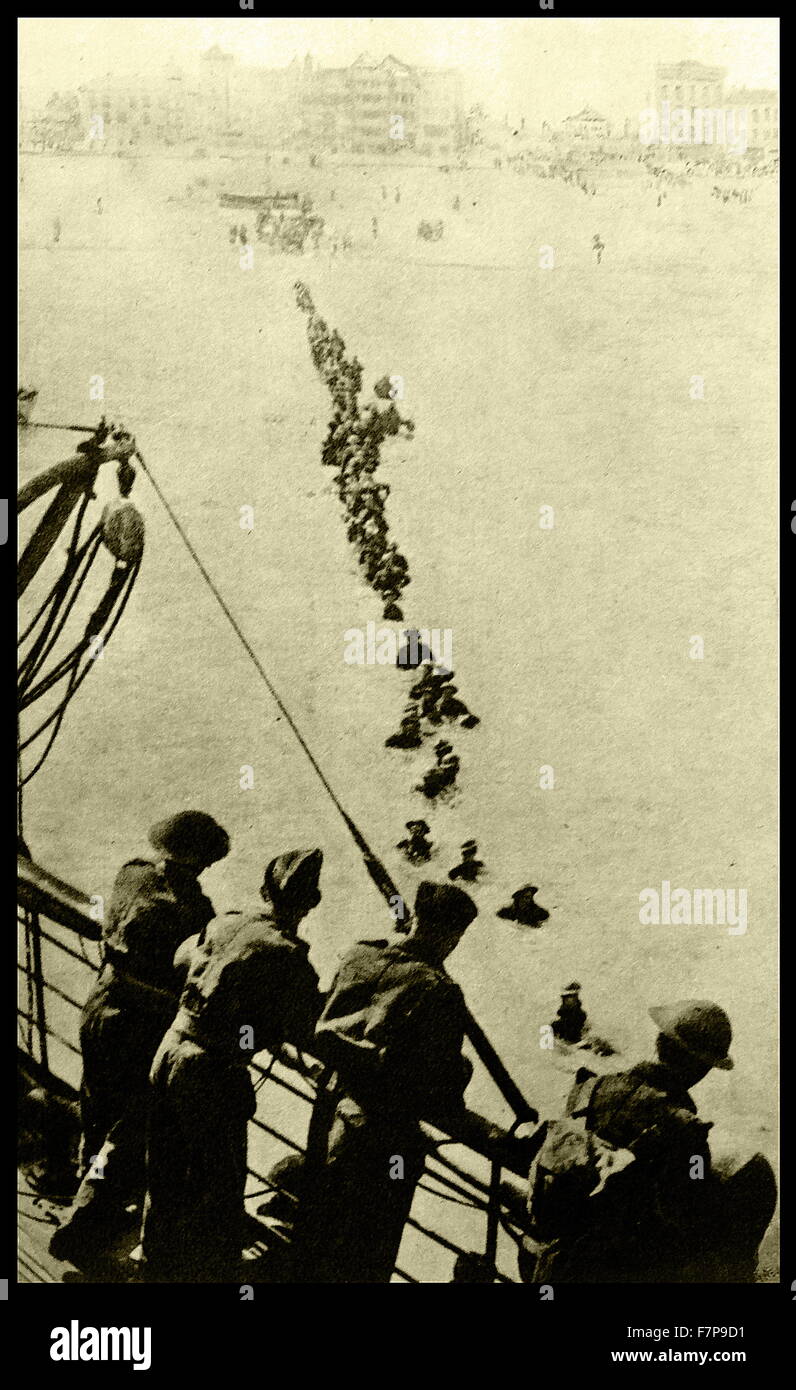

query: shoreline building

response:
[653,61,726,113]
[73,67,204,149]
[725,87,779,155]
[291,52,464,158]
[41,49,464,158]
[651,62,777,159]
[559,106,611,145]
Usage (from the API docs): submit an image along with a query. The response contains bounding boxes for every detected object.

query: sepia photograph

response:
[17,14,778,1310]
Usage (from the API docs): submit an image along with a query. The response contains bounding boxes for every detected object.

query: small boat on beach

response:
[219,191,300,211]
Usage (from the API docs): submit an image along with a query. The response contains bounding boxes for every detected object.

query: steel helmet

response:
[148,811,230,868]
[649,999,733,1070]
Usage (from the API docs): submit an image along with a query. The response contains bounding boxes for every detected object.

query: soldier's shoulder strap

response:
[619,1082,711,1161]
[112,857,157,890]
[566,1068,600,1119]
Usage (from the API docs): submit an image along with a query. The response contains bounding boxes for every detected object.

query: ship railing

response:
[18,854,533,1283]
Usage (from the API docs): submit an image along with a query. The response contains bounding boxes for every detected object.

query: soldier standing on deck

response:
[49,811,230,1271]
[292,881,478,1283]
[141,849,324,1282]
[521,1000,776,1283]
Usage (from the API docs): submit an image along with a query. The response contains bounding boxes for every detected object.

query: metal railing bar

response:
[17,1204,60,1226]
[249,1117,305,1155]
[22,902,533,1173]
[29,908,49,1074]
[37,925,102,970]
[24,1016,82,1060]
[45,1031,82,1059]
[17,1245,54,1281]
[270,1073,317,1104]
[20,852,536,1129]
[245,1167,279,1189]
[425,1155,491,1200]
[485,1159,501,1267]
[403,1215,516,1282]
[18,963,83,1013]
[404,1216,471,1258]
[428,1146,491,1195]
[19,887,528,1283]
[421,1162,491,1206]
[416,1179,485,1211]
[18,854,102,938]
[19,986,525,1229]
[18,1259,53,1285]
[244,1187,289,1204]
[16,1062,524,1281]
[251,1062,315,1105]
[40,977,84,1012]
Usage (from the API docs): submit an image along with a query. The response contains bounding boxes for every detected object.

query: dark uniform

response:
[526,999,776,1283]
[142,894,322,1281]
[295,932,472,1283]
[73,860,215,1220]
[448,843,483,883]
[529,1060,713,1283]
[49,811,229,1268]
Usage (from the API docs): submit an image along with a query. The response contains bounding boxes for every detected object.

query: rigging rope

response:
[18,435,143,794]
[133,448,406,918]
[18,496,94,653]
[18,560,140,785]
[20,557,137,711]
[18,527,103,701]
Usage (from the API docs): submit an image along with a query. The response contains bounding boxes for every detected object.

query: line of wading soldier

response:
[293,283,482,821]
[48,809,776,1284]
[295,281,414,624]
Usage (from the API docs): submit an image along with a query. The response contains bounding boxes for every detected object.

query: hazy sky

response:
[19,17,779,126]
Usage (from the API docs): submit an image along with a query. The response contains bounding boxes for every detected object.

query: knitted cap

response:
[414,880,478,934]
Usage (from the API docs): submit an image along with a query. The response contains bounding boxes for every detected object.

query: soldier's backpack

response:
[525,1072,634,1244]
[526,1067,710,1249]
